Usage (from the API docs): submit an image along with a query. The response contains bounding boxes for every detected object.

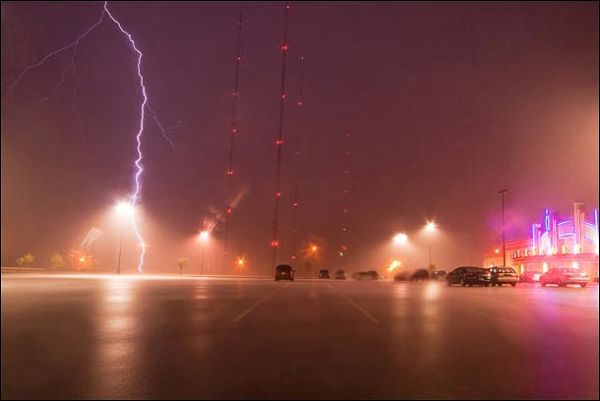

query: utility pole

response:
[498,189,508,266]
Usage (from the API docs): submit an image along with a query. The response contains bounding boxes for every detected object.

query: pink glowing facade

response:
[483,203,599,279]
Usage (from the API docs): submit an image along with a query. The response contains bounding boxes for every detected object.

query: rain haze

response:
[2,2,599,401]
[1,2,598,273]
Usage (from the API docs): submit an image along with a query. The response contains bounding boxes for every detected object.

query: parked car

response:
[447,266,491,287]
[367,270,379,280]
[318,269,330,279]
[335,270,347,280]
[519,270,542,283]
[489,266,518,287]
[274,264,295,281]
[393,271,410,281]
[540,268,589,288]
[431,270,447,281]
[410,269,430,281]
[352,271,373,280]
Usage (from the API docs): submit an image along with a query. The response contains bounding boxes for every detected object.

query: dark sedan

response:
[275,264,295,281]
[335,270,347,280]
[447,266,491,287]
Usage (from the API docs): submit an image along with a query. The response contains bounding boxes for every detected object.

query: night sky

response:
[1,2,598,274]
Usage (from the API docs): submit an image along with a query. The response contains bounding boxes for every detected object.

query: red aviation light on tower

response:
[222,10,244,272]
[271,2,290,267]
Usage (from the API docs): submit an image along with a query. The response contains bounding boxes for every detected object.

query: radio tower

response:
[271,3,291,267]
[339,132,352,269]
[290,55,305,262]
[222,10,243,274]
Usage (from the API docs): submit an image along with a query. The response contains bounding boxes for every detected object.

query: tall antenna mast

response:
[270,3,290,267]
[223,10,243,274]
[339,132,352,269]
[290,55,305,262]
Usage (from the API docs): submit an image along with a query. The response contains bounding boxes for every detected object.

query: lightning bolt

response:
[4,1,164,272]
[102,2,148,272]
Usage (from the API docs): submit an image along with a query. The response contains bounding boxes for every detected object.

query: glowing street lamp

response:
[199,230,210,242]
[114,200,135,275]
[115,200,135,218]
[237,256,246,274]
[393,232,408,246]
[425,221,436,233]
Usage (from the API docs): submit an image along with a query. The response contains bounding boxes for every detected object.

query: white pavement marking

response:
[233,283,291,322]
[336,289,381,325]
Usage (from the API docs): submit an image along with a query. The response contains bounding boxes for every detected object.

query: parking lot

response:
[2,274,598,399]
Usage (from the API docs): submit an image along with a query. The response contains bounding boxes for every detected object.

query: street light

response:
[114,201,135,275]
[393,232,408,246]
[198,230,210,275]
[498,189,508,267]
[424,221,437,270]
[237,256,246,275]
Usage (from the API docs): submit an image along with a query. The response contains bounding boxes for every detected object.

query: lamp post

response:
[237,256,246,275]
[498,189,508,266]
[115,201,135,275]
[117,224,124,275]
[199,230,210,275]
[424,221,437,270]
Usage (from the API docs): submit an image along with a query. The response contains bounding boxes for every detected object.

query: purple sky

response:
[1,2,598,273]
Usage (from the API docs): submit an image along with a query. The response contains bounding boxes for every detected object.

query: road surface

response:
[2,274,598,399]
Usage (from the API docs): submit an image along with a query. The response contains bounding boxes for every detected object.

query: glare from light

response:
[388,259,402,272]
[425,221,437,233]
[393,232,408,246]
[198,230,210,242]
[115,201,135,218]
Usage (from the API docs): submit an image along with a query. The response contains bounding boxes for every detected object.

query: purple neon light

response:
[558,233,575,238]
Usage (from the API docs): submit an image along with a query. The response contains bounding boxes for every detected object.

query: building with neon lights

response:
[483,203,599,279]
